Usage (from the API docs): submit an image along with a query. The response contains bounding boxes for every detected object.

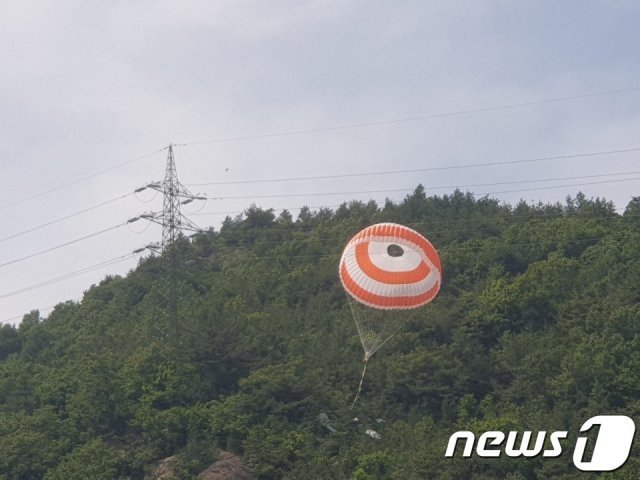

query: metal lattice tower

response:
[140,145,205,252]
[158,145,204,251]
[135,145,206,331]
[162,145,180,251]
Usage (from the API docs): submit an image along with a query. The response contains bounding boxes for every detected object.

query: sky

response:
[1,1,640,325]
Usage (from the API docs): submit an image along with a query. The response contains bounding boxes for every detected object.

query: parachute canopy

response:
[339,223,442,310]
[339,223,442,407]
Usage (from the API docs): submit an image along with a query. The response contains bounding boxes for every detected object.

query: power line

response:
[191,204,344,216]
[5,86,639,213]
[231,232,639,263]
[192,202,626,219]
[5,86,640,214]
[186,149,640,187]
[5,228,619,324]
[2,303,65,325]
[199,175,640,202]
[189,211,634,250]
[1,156,633,247]
[204,187,411,201]
[190,171,640,210]
[4,210,630,289]
[177,87,640,146]
[479,176,640,196]
[0,296,88,325]
[0,222,130,270]
[453,170,640,188]
[0,147,166,212]
[0,191,135,244]
[0,252,141,300]
[192,202,622,219]
[0,174,616,268]
[3,208,634,324]
[4,209,628,303]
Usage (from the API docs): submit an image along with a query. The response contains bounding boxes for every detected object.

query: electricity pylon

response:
[141,144,205,250]
[136,145,206,330]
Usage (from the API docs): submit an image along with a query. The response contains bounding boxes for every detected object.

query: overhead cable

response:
[0,222,130,270]
[1,303,71,325]
[235,232,639,262]
[479,176,640,196]
[0,251,142,300]
[187,149,640,187]
[0,147,166,212]
[177,87,640,146]
[200,175,640,202]
[0,191,135,244]
[188,212,634,249]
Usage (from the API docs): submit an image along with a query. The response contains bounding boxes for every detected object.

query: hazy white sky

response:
[1,1,640,324]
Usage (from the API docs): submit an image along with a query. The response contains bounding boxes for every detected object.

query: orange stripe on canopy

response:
[354,241,431,285]
[363,223,441,273]
[340,263,440,309]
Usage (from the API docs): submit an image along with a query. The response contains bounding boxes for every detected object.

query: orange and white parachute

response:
[339,223,442,310]
[339,223,442,407]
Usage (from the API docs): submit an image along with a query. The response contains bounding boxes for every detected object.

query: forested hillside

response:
[1,187,639,479]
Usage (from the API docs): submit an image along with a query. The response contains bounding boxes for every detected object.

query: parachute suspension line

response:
[350,356,368,410]
[348,297,370,409]
[340,223,443,408]
[348,296,400,360]
[348,297,371,357]
[348,296,399,409]
[369,330,397,358]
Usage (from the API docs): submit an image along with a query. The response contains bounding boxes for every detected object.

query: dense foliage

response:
[1,187,639,479]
